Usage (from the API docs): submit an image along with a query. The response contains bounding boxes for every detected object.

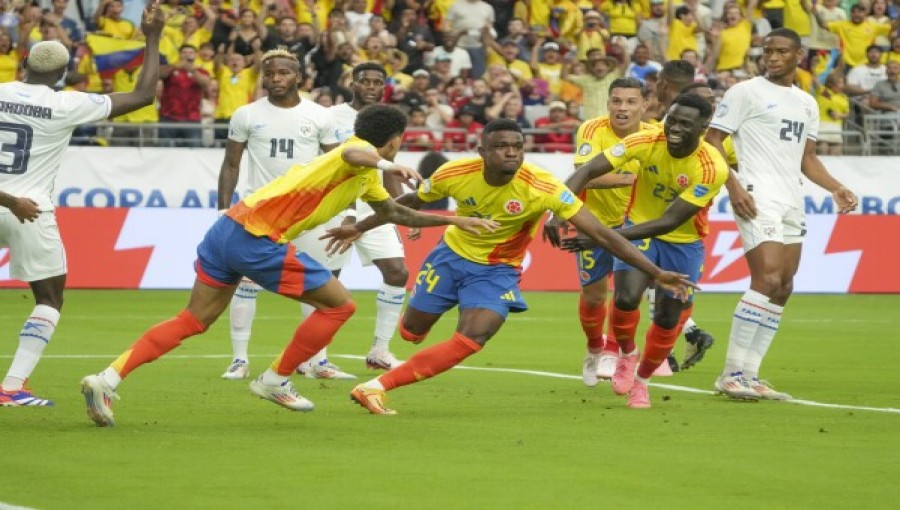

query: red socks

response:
[379,332,482,391]
[272,301,357,376]
[610,304,640,354]
[579,295,607,352]
[112,310,207,378]
[636,323,680,379]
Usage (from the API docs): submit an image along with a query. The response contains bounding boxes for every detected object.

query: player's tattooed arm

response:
[584,173,636,189]
[565,153,615,194]
[0,191,40,224]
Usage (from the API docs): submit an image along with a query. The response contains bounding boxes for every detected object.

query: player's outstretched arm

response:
[585,173,636,189]
[0,192,40,224]
[800,139,859,214]
[544,154,618,247]
[706,127,756,220]
[567,207,698,299]
[217,139,247,211]
[107,1,165,118]
[342,147,423,189]
[560,199,700,252]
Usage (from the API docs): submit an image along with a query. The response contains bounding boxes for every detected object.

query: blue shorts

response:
[613,237,704,301]
[408,241,527,319]
[575,247,614,287]
[195,216,332,298]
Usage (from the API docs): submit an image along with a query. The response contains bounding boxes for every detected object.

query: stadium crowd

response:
[1,0,899,153]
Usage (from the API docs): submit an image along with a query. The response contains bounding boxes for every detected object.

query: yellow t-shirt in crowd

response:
[666,19,697,61]
[215,66,258,119]
[827,20,892,67]
[717,19,752,71]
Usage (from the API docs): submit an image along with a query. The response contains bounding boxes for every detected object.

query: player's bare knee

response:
[399,320,429,343]
[379,261,409,287]
[613,294,641,312]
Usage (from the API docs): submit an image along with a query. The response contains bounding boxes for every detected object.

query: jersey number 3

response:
[0,122,33,175]
[779,120,805,143]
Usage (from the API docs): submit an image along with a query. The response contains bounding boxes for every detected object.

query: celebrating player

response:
[322,119,697,415]
[79,105,499,426]
[217,49,339,381]
[705,28,858,400]
[553,93,728,409]
[0,2,166,407]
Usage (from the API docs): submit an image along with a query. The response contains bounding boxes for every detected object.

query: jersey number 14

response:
[269,138,295,159]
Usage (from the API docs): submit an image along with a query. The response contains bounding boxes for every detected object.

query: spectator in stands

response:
[626,44,662,83]
[160,44,210,148]
[566,45,627,119]
[710,2,753,73]
[680,49,709,82]
[23,16,74,52]
[666,5,699,62]
[431,54,454,87]
[229,8,267,58]
[444,0,494,78]
[209,0,239,51]
[530,39,564,97]
[0,1,20,45]
[577,10,608,61]
[884,35,900,65]
[783,0,812,42]
[869,0,892,49]
[93,0,136,39]
[503,17,531,60]
[368,15,397,48]
[359,34,392,69]
[423,87,455,129]
[0,29,18,83]
[846,45,887,96]
[415,152,451,210]
[427,30,472,78]
[815,3,897,68]
[263,17,305,62]
[345,0,372,44]
[489,92,531,131]
[483,32,533,85]
[392,7,435,73]
[45,0,82,44]
[443,103,483,150]
[684,0,713,56]
[195,41,216,74]
[311,33,356,89]
[816,71,849,155]
[749,0,785,30]
[870,60,900,111]
[165,3,215,53]
[601,0,639,40]
[534,100,579,152]
[214,46,260,139]
[521,78,550,105]
[402,107,438,151]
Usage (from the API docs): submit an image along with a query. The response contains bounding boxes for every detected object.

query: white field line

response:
[0,502,39,510]
[5,353,898,415]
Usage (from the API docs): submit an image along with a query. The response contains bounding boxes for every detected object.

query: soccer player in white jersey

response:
[217,49,340,380]
[705,28,858,401]
[0,2,165,406]
[295,62,409,375]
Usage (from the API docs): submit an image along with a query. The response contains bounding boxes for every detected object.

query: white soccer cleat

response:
[596,353,617,380]
[297,360,357,380]
[249,377,314,412]
[80,374,120,427]
[366,350,403,370]
[748,378,792,400]
[714,372,760,401]
[582,353,601,387]
[221,359,250,380]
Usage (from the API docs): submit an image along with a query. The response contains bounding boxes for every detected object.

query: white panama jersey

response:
[710,76,819,207]
[330,102,380,217]
[0,82,111,210]
[228,97,338,195]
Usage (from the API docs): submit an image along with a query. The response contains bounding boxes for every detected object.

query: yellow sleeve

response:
[573,122,598,165]
[417,166,452,202]
[360,175,391,203]
[547,182,584,221]
[601,134,649,170]
[677,156,728,208]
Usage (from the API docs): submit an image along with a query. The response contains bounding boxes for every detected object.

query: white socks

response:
[724,290,770,375]
[372,283,405,353]
[743,301,784,379]
[2,304,60,391]
[99,367,122,390]
[229,280,261,361]
[683,316,698,334]
[260,368,288,386]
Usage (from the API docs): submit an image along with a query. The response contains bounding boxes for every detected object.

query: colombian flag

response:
[86,34,175,78]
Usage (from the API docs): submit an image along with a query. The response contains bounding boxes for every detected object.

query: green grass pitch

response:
[1,290,898,509]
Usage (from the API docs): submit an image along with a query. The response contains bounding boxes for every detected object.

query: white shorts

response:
[736,199,806,252]
[0,211,67,282]
[292,214,405,271]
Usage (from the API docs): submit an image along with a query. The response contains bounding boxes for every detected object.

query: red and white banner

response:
[1,209,897,293]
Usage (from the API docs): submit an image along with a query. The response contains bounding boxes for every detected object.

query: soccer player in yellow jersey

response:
[567,77,652,386]
[325,120,697,415]
[557,93,729,409]
[79,106,498,427]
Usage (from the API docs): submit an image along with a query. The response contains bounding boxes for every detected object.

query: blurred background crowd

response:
[2,0,899,153]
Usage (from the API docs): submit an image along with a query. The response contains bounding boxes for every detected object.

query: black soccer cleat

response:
[682,328,715,370]
[666,353,680,373]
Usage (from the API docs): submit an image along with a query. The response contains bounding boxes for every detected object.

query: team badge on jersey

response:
[610,143,626,157]
[676,174,690,188]
[559,190,575,204]
[89,93,105,104]
[715,104,729,118]
[578,142,592,156]
[505,199,524,214]
[300,125,313,137]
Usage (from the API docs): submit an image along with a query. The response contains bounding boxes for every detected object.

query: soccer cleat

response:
[628,379,651,409]
[612,350,639,395]
[596,353,617,380]
[714,372,760,401]
[0,386,54,407]
[80,375,118,426]
[249,377,314,412]
[582,353,601,387]
[667,353,680,373]
[682,328,715,370]
[365,350,403,370]
[297,360,357,380]
[748,378,793,400]
[221,359,250,380]
[350,385,397,415]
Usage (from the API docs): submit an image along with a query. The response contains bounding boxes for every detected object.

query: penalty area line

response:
[7,353,899,415]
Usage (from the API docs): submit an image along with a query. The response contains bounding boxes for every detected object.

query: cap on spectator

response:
[584,10,602,19]
[650,0,665,4]
[413,69,430,78]
[27,40,70,73]
[542,41,560,52]
[435,54,452,62]
[549,101,567,111]
[458,104,477,117]
[500,38,519,47]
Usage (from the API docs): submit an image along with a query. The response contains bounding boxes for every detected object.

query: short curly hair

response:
[353,104,408,147]
[27,40,69,73]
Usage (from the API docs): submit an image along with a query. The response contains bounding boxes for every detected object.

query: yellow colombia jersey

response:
[722,135,738,167]
[603,128,728,244]
[227,137,390,243]
[574,117,655,227]
[418,158,583,267]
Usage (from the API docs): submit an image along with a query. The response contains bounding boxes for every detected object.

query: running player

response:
[79,105,499,426]
[556,93,729,409]
[216,49,339,381]
[0,3,165,407]
[705,28,858,400]
[322,119,697,415]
